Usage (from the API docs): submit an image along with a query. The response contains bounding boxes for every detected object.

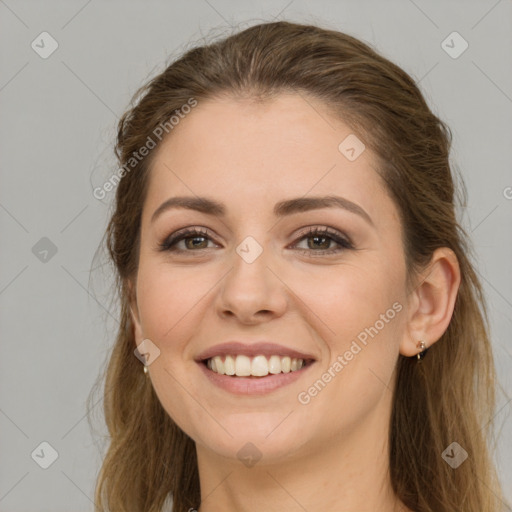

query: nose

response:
[215,238,288,324]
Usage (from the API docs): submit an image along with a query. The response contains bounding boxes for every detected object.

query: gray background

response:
[1,0,511,510]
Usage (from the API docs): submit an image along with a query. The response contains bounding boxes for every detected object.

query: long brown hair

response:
[89,20,506,511]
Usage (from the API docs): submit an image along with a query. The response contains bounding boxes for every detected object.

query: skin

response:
[129,92,461,511]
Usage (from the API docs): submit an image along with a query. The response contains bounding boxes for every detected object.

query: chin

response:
[191,412,312,465]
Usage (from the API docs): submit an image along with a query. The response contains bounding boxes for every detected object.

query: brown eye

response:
[292,227,354,256]
[159,228,217,252]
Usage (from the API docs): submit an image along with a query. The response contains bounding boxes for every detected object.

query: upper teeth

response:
[206,355,305,377]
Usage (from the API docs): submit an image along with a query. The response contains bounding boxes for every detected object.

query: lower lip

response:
[197,361,315,395]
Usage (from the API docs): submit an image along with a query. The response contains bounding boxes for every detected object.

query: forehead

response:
[144,93,396,225]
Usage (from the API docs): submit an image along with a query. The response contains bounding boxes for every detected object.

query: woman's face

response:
[130,93,412,464]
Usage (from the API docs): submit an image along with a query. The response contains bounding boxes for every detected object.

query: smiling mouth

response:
[203,354,315,377]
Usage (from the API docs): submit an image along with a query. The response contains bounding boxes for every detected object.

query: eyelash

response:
[158,226,354,257]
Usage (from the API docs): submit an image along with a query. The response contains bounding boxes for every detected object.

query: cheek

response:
[307,260,403,348]
[135,263,213,435]
[299,259,405,410]
[297,311,402,442]
[136,262,209,346]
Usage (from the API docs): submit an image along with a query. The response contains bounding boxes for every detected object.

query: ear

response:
[400,247,461,357]
[127,279,144,346]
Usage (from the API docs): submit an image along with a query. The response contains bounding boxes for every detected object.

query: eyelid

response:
[291,225,352,244]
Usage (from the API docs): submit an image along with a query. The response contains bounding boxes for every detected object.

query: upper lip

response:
[195,341,316,362]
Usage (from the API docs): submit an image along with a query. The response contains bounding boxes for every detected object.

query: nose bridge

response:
[228,232,273,289]
[235,234,266,266]
[216,230,287,320]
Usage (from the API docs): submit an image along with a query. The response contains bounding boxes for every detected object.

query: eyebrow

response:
[150,195,374,226]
